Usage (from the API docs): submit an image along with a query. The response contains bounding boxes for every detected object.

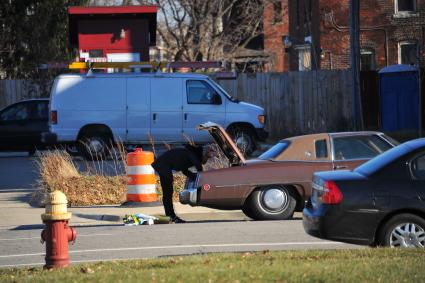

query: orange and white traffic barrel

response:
[126,148,158,203]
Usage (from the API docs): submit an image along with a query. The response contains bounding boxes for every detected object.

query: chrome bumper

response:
[179,188,198,206]
[180,175,199,206]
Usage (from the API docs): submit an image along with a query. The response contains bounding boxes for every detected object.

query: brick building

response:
[264,0,425,72]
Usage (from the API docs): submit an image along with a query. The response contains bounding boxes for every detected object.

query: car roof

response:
[404,138,425,150]
[17,98,49,102]
[57,72,210,79]
[280,131,384,143]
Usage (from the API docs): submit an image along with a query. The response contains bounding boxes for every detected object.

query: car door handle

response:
[153,113,157,121]
[184,113,188,121]
[333,165,348,170]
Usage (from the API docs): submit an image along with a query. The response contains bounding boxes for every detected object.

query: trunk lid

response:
[197,122,246,166]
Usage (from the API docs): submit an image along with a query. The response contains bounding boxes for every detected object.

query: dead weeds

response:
[31,149,190,206]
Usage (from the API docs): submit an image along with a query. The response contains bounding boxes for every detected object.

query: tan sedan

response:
[180,122,398,220]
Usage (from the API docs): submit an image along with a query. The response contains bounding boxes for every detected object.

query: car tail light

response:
[322,180,343,204]
[51,111,57,124]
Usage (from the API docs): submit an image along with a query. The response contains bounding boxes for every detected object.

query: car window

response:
[33,101,48,119]
[0,103,30,121]
[258,141,290,160]
[187,80,218,104]
[315,139,328,158]
[410,153,425,180]
[355,144,411,176]
[333,135,393,160]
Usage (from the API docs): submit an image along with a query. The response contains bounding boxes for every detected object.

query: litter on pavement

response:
[123,213,158,226]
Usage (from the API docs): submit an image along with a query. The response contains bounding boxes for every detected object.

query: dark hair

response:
[185,144,203,161]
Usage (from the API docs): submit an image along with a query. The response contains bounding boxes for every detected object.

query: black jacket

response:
[151,146,203,179]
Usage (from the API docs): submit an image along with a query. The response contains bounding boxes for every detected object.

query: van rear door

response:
[150,77,184,142]
[126,77,151,142]
[183,79,225,142]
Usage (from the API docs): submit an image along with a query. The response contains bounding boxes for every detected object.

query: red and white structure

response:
[68,6,157,63]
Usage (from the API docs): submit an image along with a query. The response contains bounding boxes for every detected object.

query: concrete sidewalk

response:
[0,191,247,229]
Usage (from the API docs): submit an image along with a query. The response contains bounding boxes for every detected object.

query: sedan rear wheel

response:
[379,214,425,248]
[248,185,297,220]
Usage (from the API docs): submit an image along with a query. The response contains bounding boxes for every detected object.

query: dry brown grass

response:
[31,146,189,206]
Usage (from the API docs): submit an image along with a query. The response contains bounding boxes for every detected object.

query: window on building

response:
[398,41,418,65]
[360,49,376,71]
[296,0,300,27]
[273,1,282,23]
[296,45,311,71]
[396,0,416,13]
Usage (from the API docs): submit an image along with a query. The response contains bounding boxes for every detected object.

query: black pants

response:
[156,168,176,218]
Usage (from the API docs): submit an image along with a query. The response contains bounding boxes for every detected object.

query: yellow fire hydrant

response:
[41,190,77,268]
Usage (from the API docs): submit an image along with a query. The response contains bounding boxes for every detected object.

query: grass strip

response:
[1,248,425,283]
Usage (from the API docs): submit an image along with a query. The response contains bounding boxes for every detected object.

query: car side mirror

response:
[213,93,222,105]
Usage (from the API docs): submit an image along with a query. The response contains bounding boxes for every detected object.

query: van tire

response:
[228,126,256,155]
[77,132,110,160]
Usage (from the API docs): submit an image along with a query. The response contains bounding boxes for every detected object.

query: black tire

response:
[65,144,79,156]
[28,147,36,156]
[228,126,256,155]
[77,132,110,160]
[378,213,425,248]
[248,185,297,220]
[242,204,256,219]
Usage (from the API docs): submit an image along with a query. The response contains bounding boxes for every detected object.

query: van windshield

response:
[207,78,238,102]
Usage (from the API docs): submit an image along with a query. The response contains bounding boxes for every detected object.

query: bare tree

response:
[141,0,263,62]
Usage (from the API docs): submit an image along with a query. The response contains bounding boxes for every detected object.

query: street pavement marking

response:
[0,241,346,258]
[0,233,114,241]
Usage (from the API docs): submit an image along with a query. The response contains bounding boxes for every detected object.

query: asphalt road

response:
[0,216,359,268]
[0,151,127,191]
[0,151,360,268]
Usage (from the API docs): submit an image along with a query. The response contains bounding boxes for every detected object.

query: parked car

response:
[179,122,398,220]
[303,138,425,248]
[42,72,267,159]
[0,99,49,155]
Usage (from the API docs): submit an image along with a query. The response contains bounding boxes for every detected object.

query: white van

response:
[43,72,267,159]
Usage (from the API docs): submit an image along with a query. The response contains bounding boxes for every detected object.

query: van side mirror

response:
[213,93,222,105]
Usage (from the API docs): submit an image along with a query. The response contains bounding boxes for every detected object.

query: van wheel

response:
[77,133,110,160]
[228,126,256,155]
[248,185,297,220]
[65,144,79,156]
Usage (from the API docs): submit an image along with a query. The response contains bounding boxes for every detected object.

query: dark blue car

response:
[0,99,49,155]
[303,138,425,248]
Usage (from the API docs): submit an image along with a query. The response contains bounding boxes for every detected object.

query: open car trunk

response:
[197,122,246,166]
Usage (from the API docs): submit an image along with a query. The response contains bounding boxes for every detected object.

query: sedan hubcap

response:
[262,188,287,211]
[390,223,425,248]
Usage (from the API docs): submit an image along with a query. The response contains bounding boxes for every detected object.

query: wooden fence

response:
[1,70,354,139]
[0,80,44,109]
[215,70,353,139]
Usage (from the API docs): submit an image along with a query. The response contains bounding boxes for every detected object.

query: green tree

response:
[0,0,88,83]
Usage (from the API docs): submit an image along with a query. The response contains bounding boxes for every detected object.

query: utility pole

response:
[349,0,363,130]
